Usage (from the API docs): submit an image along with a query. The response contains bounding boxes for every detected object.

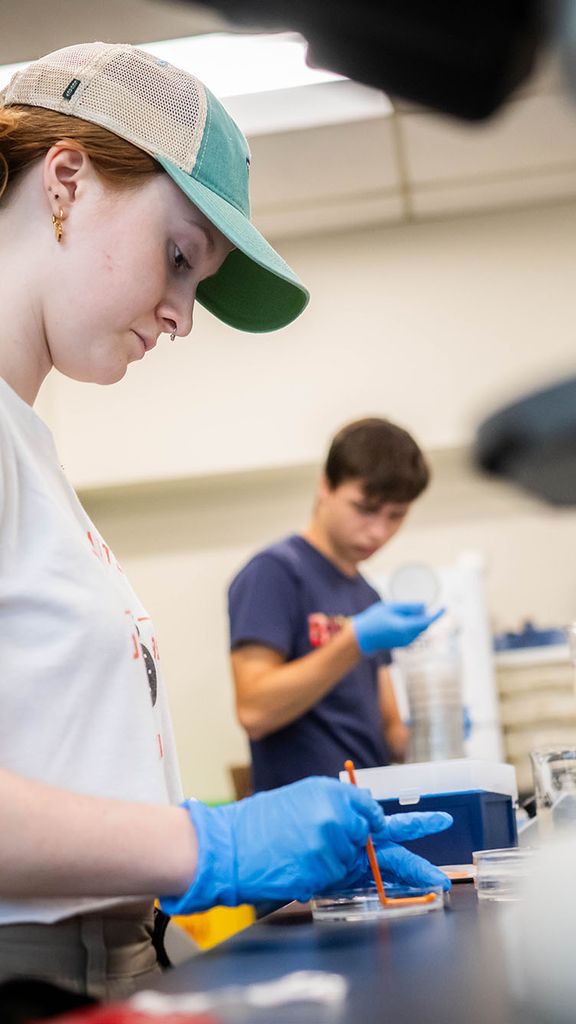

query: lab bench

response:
[153,885,523,1023]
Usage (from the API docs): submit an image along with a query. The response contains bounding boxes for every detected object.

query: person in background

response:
[229,417,438,791]
[0,43,451,998]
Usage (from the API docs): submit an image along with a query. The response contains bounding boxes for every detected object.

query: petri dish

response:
[388,562,441,608]
[473,847,536,902]
[311,882,445,922]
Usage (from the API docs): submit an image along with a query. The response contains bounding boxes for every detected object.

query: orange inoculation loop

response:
[344,759,436,907]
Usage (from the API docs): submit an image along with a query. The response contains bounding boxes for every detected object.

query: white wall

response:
[82,458,576,803]
[54,199,576,802]
[45,200,576,488]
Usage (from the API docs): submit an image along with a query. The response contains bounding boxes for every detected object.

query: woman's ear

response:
[42,143,90,216]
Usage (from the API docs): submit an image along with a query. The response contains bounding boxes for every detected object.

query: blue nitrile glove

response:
[160,777,389,915]
[334,811,453,893]
[352,601,445,655]
[160,780,453,914]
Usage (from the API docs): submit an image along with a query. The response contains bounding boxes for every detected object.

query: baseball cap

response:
[1,41,309,333]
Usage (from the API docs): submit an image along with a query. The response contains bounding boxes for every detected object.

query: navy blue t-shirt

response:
[228,535,391,791]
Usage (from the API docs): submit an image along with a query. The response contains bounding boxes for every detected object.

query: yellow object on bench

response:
[172,903,255,950]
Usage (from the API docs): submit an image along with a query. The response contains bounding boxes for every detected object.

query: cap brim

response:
[156,156,309,333]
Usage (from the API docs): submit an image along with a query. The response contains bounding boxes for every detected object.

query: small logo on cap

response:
[62,78,81,101]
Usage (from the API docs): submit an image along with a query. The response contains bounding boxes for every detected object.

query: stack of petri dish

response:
[473,847,536,902]
[396,622,465,762]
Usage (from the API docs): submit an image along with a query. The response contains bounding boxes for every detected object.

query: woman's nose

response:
[175,300,194,338]
[161,294,195,340]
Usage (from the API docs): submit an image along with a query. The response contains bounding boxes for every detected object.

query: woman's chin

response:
[98,365,128,385]
[58,362,128,386]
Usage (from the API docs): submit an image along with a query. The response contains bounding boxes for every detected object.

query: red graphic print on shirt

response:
[308,613,348,648]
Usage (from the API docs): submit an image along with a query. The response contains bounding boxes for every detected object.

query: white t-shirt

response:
[0,377,183,923]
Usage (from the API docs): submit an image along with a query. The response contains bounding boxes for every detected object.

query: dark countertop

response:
[155,885,524,1023]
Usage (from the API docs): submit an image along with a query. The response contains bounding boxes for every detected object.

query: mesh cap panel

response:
[3,42,206,173]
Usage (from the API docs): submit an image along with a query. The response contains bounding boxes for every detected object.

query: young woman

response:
[0,41,451,998]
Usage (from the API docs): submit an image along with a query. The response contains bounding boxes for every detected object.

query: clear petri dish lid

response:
[311,882,445,922]
[472,846,536,902]
[388,562,441,608]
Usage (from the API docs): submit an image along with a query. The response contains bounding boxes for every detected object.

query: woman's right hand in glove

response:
[160,776,450,914]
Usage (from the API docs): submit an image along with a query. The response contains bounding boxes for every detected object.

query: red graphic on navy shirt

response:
[308,613,347,647]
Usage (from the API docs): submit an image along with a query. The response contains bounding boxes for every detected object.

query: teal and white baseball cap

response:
[1,41,309,333]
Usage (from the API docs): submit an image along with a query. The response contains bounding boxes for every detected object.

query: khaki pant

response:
[0,901,163,1000]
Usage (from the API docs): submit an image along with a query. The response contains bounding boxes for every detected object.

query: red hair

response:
[0,104,161,200]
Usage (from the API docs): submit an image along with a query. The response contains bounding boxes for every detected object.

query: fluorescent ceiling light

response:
[0,32,392,135]
[144,32,344,97]
[0,33,341,96]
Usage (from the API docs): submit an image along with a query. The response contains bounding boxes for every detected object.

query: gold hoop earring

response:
[52,208,64,244]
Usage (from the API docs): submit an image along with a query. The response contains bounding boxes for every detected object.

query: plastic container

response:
[341,759,518,865]
[395,619,465,761]
[473,846,536,902]
[311,882,445,922]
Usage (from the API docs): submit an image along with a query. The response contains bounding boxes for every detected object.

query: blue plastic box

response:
[340,760,518,866]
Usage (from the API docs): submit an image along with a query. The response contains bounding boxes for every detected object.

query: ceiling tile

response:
[254,193,405,240]
[400,92,576,185]
[226,80,392,138]
[411,166,576,218]
[248,116,401,208]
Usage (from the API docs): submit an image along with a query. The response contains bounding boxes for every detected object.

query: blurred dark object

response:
[522,794,537,818]
[0,978,94,1024]
[192,0,547,119]
[0,981,218,1024]
[475,376,576,506]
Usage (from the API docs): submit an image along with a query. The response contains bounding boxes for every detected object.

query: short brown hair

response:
[0,105,161,202]
[325,417,429,503]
